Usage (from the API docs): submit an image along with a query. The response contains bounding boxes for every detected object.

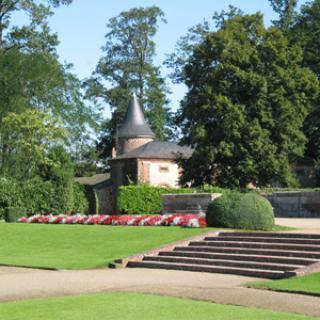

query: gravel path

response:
[0,267,320,317]
[276,218,320,234]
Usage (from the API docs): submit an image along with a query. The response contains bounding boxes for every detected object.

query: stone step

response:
[158,250,317,266]
[127,260,292,279]
[174,245,320,259]
[205,236,320,245]
[143,255,301,271]
[189,241,320,252]
[218,232,320,240]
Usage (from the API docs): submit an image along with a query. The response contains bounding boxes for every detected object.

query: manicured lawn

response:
[0,292,317,320]
[0,223,210,269]
[248,273,320,296]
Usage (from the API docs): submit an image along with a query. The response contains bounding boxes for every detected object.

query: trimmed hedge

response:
[0,176,89,215]
[206,193,274,231]
[118,185,196,215]
[4,207,26,223]
[19,178,56,213]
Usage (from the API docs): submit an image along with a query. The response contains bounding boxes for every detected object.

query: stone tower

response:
[115,93,155,156]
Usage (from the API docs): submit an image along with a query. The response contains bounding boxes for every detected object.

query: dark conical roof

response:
[117,94,155,139]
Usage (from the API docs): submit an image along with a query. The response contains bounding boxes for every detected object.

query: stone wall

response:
[264,191,320,217]
[162,193,222,214]
[161,191,320,218]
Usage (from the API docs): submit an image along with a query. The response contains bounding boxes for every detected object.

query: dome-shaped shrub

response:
[206,192,274,231]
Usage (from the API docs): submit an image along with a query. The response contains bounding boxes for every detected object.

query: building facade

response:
[108,94,192,212]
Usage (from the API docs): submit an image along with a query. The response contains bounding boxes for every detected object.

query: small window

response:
[159,165,169,173]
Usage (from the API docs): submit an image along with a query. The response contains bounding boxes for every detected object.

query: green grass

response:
[0,292,317,320]
[271,224,296,231]
[248,273,320,296]
[0,223,210,269]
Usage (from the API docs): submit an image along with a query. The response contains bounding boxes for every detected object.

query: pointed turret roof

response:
[117,93,155,139]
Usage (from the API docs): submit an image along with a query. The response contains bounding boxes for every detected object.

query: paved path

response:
[276,218,320,234]
[0,266,320,317]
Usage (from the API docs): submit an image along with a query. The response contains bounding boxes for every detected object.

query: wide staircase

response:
[127,232,320,279]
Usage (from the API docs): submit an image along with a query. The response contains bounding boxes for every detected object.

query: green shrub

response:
[206,193,274,231]
[73,182,89,213]
[4,207,26,223]
[0,173,90,215]
[38,146,75,213]
[118,185,196,215]
[0,176,56,214]
[20,179,90,214]
[19,178,56,214]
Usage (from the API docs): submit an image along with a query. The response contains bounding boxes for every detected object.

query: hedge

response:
[118,185,196,215]
[0,176,89,215]
[206,192,274,231]
[73,182,90,213]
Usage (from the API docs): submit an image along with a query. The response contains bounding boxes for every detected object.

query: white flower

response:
[128,219,136,225]
[172,217,181,226]
[187,218,200,228]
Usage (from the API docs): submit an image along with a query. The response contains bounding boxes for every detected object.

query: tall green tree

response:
[172,12,319,188]
[0,0,72,52]
[0,0,100,164]
[0,109,67,178]
[85,6,171,158]
[165,6,243,84]
[268,0,320,179]
[291,0,320,161]
[268,0,298,30]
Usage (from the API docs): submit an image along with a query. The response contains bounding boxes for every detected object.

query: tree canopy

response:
[0,0,100,171]
[291,0,320,161]
[1,109,67,178]
[85,6,172,158]
[173,12,319,188]
[0,0,72,52]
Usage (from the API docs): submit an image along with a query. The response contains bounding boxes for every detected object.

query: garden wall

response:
[161,193,222,214]
[264,191,320,217]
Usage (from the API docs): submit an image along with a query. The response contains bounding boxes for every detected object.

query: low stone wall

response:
[264,191,320,218]
[161,193,222,214]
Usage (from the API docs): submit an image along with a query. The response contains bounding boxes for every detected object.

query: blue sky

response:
[48,0,306,115]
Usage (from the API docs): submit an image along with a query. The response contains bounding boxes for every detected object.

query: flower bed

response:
[17,214,207,228]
